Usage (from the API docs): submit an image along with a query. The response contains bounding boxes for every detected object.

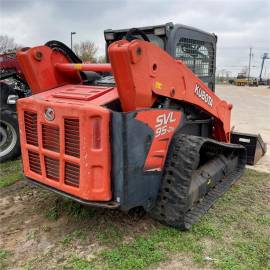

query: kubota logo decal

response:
[194,84,213,107]
[155,112,176,137]
[44,107,55,121]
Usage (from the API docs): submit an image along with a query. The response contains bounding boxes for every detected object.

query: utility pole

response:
[70,32,76,50]
[247,47,252,83]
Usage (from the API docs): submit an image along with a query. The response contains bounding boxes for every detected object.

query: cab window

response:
[175,38,214,77]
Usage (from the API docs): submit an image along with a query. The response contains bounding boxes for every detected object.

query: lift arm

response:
[108,40,232,142]
[17,40,232,142]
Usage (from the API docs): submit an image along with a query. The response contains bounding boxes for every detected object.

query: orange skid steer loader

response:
[16,24,266,229]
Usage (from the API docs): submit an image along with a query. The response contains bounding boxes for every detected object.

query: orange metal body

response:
[16,46,82,94]
[108,40,232,142]
[16,39,233,202]
[136,110,182,171]
[17,85,116,201]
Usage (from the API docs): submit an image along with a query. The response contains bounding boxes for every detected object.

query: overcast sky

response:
[0,0,269,77]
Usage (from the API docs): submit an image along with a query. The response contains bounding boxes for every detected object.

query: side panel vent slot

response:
[64,118,80,158]
[42,124,60,152]
[64,162,80,187]
[24,111,38,146]
[44,156,60,181]
[28,151,41,174]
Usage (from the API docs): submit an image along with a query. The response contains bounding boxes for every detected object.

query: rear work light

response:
[154,27,166,35]
[105,32,115,40]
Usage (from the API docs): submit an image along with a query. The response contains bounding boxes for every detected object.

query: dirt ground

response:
[1,170,269,270]
[216,84,270,173]
[0,181,156,269]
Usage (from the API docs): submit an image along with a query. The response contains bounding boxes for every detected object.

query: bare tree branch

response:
[0,35,20,53]
[73,41,98,62]
[97,55,106,63]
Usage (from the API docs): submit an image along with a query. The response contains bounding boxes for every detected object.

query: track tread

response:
[150,134,246,230]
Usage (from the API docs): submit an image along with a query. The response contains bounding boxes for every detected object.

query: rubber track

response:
[150,134,246,230]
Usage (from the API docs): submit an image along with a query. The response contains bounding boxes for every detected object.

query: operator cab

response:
[104,22,217,91]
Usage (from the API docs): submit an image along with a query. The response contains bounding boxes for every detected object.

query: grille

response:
[44,156,60,181]
[28,151,41,174]
[175,38,214,77]
[64,162,80,187]
[42,124,60,152]
[24,111,38,146]
[64,118,80,158]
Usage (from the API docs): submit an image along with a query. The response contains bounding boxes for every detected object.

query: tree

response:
[73,41,98,62]
[0,35,20,53]
[97,55,106,63]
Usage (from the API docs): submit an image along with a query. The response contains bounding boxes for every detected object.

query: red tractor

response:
[0,52,28,162]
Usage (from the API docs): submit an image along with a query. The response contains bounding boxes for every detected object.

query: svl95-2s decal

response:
[136,110,181,171]
[155,112,176,137]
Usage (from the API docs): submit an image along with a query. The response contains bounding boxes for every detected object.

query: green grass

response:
[44,198,97,221]
[0,250,11,269]
[67,255,95,270]
[96,223,123,245]
[93,169,270,270]
[0,158,22,188]
[101,236,164,270]
[97,226,204,270]
[61,229,86,245]
[41,224,51,232]
[45,204,60,221]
